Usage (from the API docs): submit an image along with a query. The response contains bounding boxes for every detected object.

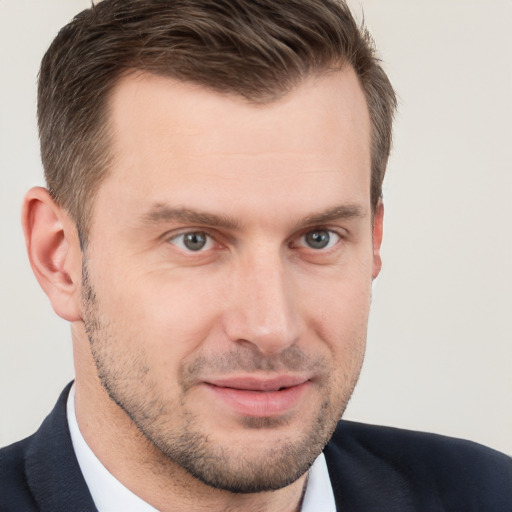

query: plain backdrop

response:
[1,0,511,455]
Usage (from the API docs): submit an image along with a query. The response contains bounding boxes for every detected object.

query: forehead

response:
[108,68,370,157]
[95,68,371,228]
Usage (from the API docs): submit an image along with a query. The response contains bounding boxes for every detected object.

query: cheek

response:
[317,282,372,334]
[300,254,373,322]
[316,299,369,374]
[95,269,225,364]
[300,265,372,362]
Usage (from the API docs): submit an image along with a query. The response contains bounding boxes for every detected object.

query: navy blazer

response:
[1,383,511,511]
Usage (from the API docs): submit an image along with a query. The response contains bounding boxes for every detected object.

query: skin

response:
[23,67,383,511]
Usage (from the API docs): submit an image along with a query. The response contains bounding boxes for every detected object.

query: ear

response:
[372,199,384,279]
[22,187,83,322]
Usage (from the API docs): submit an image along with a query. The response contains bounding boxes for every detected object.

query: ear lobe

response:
[22,187,83,322]
[372,200,384,279]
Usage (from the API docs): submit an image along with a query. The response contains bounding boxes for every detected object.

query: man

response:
[1,0,511,510]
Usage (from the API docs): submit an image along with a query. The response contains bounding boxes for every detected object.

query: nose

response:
[223,250,303,355]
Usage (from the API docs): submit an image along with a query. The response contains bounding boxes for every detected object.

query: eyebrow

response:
[296,204,366,228]
[140,202,366,231]
[141,205,241,230]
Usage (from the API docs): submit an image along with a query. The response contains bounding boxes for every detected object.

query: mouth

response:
[202,375,312,417]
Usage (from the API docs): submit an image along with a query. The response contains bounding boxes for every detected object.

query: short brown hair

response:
[38,0,396,240]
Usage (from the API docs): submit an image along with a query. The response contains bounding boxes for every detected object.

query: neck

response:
[72,329,308,512]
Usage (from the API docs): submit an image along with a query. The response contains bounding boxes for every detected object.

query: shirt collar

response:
[67,384,336,511]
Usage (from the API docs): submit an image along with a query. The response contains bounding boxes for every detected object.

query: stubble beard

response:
[80,262,364,493]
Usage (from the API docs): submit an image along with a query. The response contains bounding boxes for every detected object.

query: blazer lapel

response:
[24,382,98,512]
[324,420,417,512]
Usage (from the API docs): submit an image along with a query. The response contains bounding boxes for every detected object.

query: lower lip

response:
[203,382,311,417]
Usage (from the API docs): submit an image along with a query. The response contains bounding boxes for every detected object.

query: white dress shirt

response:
[67,385,336,511]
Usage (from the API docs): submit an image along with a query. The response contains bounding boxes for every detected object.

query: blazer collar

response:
[324,420,416,512]
[25,382,98,512]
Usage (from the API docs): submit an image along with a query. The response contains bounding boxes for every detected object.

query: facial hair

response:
[80,259,364,493]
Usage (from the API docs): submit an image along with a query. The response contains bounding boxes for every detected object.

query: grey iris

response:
[305,230,330,249]
[184,232,207,251]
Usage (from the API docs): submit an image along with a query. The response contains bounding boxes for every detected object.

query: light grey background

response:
[1,0,511,454]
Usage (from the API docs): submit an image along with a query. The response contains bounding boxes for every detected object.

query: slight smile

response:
[202,376,312,417]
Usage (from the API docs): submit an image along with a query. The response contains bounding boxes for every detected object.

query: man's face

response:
[79,68,381,492]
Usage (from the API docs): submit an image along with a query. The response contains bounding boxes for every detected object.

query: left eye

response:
[299,229,340,250]
[169,231,215,252]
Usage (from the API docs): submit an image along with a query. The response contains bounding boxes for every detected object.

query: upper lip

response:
[204,375,311,392]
